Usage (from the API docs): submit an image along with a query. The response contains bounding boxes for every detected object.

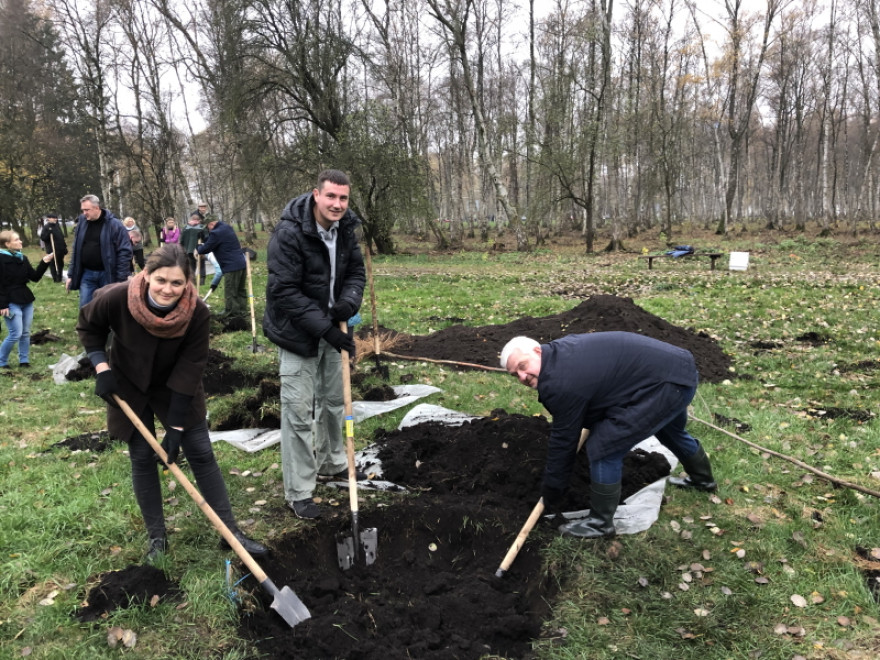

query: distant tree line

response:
[1,0,876,252]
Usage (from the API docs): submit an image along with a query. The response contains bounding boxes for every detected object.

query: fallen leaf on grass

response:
[150,594,160,607]
[638,577,649,588]
[810,592,824,604]
[721,586,733,595]
[20,648,31,657]
[106,627,136,648]
[597,616,610,626]
[837,616,851,627]
[694,608,710,617]
[676,627,696,639]
[869,548,880,560]
[790,594,808,608]
[38,590,59,606]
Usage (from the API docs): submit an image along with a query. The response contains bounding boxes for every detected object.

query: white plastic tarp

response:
[210,384,442,453]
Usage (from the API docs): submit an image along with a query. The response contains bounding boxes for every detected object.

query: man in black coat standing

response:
[40,213,67,283]
[263,169,366,519]
[500,331,717,539]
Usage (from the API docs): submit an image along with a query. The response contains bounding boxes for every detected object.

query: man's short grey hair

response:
[80,194,100,206]
[499,336,540,369]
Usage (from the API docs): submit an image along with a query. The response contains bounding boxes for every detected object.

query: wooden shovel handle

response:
[339,322,359,515]
[245,251,258,339]
[113,395,269,583]
[496,429,589,576]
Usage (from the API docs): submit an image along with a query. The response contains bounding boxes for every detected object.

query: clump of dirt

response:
[796,331,831,345]
[30,329,61,344]
[52,430,116,453]
[237,410,672,659]
[380,295,733,383]
[64,355,94,381]
[712,413,752,433]
[361,385,397,401]
[74,565,181,622]
[808,407,875,422]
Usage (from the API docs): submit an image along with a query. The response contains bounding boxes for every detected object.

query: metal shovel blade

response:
[262,577,311,627]
[336,528,378,571]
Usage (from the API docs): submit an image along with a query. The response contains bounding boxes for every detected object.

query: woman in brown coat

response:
[76,244,267,561]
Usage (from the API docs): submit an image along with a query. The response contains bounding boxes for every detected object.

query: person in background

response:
[500,331,717,539]
[0,230,54,368]
[66,194,132,307]
[195,215,247,328]
[204,252,222,300]
[76,244,268,561]
[39,213,67,283]
[180,213,206,283]
[122,217,145,272]
[263,169,366,519]
[160,218,180,245]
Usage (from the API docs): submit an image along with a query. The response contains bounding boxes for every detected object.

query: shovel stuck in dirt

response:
[244,250,266,353]
[337,321,378,570]
[114,395,311,627]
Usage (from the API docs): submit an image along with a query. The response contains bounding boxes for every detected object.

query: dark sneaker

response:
[145,537,168,563]
[318,469,367,482]
[289,498,321,519]
[19,363,30,368]
[220,529,269,557]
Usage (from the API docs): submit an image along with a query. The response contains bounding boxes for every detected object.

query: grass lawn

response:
[1,225,878,659]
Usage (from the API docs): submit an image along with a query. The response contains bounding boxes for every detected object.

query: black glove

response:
[323,326,355,355]
[329,300,356,323]
[541,485,567,522]
[161,428,183,465]
[94,370,120,407]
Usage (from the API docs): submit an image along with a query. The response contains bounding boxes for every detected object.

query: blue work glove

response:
[160,428,183,465]
[348,312,362,328]
[94,370,120,408]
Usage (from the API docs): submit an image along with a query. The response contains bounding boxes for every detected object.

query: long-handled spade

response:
[336,321,378,570]
[244,250,265,353]
[114,394,311,627]
[495,429,589,578]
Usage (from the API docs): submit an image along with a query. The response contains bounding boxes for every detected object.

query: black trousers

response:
[126,412,236,539]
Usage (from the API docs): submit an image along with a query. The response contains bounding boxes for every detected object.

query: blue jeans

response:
[590,384,701,484]
[79,269,110,307]
[0,302,35,366]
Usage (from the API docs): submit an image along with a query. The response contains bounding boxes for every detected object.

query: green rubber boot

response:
[668,445,717,492]
[558,481,621,539]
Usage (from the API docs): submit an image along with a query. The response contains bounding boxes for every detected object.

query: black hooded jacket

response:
[262,192,365,356]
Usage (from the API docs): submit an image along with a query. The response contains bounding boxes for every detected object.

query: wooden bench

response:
[638,252,724,270]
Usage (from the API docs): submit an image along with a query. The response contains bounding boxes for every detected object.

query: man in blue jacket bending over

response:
[196,215,247,329]
[500,331,717,539]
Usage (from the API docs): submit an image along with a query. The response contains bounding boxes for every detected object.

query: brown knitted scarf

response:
[127,271,197,338]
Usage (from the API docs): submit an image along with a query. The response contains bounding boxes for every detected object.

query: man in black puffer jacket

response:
[263,169,366,520]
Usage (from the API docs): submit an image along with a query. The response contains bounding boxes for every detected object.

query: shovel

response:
[244,250,265,353]
[495,429,589,578]
[114,394,310,627]
[336,321,378,570]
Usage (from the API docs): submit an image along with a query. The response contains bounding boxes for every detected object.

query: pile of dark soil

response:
[74,565,181,622]
[30,329,61,344]
[238,411,671,659]
[379,295,733,382]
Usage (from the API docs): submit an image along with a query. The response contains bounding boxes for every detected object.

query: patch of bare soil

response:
[74,565,181,622]
[237,411,671,659]
[375,295,733,383]
[203,349,275,396]
[30,329,61,344]
[52,430,116,453]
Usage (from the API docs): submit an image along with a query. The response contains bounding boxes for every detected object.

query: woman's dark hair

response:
[144,243,191,280]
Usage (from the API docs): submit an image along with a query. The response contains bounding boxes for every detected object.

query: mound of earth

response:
[74,565,181,622]
[376,295,732,382]
[238,411,671,658]
[203,349,275,396]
